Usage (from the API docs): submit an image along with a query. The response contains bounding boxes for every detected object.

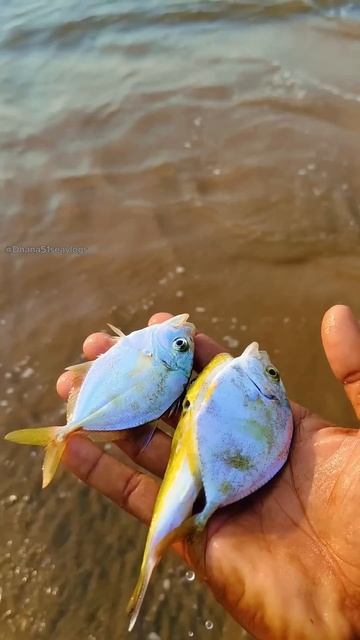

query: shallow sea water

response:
[0,1,360,639]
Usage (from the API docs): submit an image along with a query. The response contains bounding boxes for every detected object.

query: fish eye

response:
[173,337,189,352]
[266,366,280,381]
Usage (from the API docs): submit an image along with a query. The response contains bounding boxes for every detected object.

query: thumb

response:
[321,305,360,420]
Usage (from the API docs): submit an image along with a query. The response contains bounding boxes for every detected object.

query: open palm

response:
[57,306,360,640]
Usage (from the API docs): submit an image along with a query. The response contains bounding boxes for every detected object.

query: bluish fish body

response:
[127,343,293,630]
[69,315,194,431]
[5,314,195,487]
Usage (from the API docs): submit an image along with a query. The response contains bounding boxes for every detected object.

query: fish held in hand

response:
[127,343,293,630]
[5,314,195,487]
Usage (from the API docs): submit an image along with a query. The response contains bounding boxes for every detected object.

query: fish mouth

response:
[247,375,276,401]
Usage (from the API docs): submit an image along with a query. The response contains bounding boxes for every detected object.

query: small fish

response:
[5,314,195,487]
[127,342,293,630]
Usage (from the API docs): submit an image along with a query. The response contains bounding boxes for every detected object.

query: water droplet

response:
[6,387,14,395]
[21,367,34,379]
[297,168,306,176]
[5,494,18,506]
[195,306,205,313]
[184,141,192,149]
[212,168,221,176]
[163,578,170,591]
[307,163,315,171]
[240,325,247,332]
[175,265,185,274]
[2,609,13,620]
[194,116,202,127]
[147,633,161,640]
[205,620,214,630]
[0,400,8,407]
[175,290,184,298]
[185,570,195,582]
[222,336,239,348]
[4,372,12,379]
[188,632,194,638]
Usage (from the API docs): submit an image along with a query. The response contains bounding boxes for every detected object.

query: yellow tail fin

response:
[127,556,156,632]
[5,426,64,487]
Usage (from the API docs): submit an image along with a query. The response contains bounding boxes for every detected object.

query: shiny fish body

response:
[69,314,195,431]
[193,342,293,519]
[5,314,195,487]
[127,343,293,629]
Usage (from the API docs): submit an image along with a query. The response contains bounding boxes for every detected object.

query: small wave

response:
[1,1,354,51]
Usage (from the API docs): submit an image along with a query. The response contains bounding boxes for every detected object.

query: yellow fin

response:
[127,557,156,632]
[5,426,60,446]
[107,323,125,338]
[42,439,67,488]
[66,385,80,423]
[5,426,68,488]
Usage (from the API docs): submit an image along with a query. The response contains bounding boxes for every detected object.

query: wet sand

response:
[1,1,360,638]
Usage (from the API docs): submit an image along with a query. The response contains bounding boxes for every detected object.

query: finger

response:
[62,435,189,564]
[194,333,225,370]
[117,427,171,478]
[321,305,360,419]
[83,332,116,360]
[148,312,226,370]
[62,435,159,525]
[56,371,77,401]
[148,312,173,325]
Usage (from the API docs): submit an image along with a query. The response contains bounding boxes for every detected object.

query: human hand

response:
[56,306,360,640]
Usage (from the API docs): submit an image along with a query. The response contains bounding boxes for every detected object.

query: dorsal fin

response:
[65,361,93,375]
[66,384,81,422]
[107,323,126,338]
